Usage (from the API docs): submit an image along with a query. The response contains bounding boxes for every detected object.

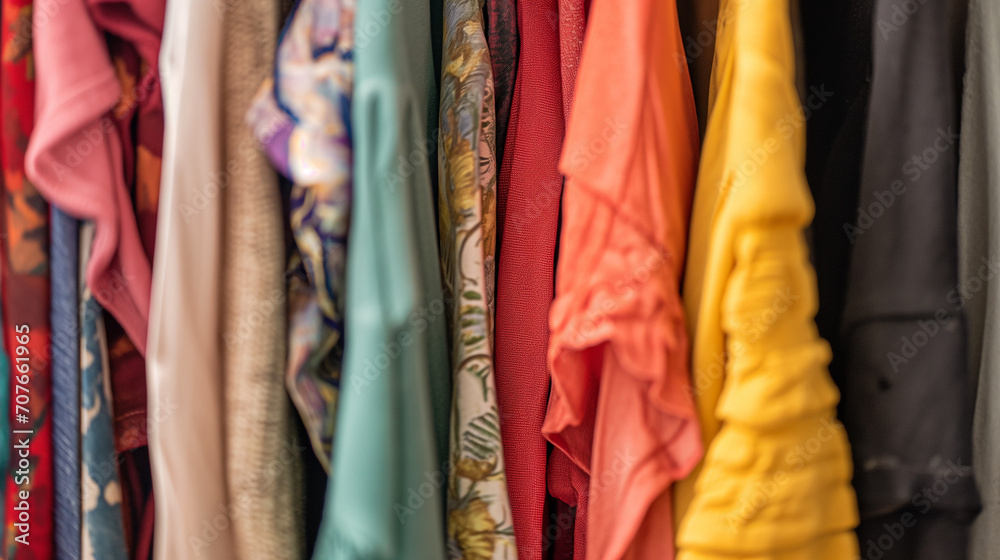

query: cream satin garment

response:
[148,1,235,559]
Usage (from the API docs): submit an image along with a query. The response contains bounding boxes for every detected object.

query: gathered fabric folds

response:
[672,0,859,557]
[543,0,703,559]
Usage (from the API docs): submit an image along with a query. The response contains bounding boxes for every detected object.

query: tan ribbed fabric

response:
[221,1,304,559]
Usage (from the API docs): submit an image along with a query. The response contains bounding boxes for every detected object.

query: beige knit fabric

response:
[222,1,304,558]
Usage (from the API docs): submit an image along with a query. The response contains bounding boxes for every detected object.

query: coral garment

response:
[672,0,859,557]
[543,0,703,559]
[493,0,564,557]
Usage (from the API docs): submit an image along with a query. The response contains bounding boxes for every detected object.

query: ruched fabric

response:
[672,0,859,557]
[544,0,703,559]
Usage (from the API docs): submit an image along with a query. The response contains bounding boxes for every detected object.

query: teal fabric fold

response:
[311,0,451,554]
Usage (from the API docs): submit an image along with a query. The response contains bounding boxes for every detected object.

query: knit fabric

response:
[493,0,564,557]
[222,0,304,558]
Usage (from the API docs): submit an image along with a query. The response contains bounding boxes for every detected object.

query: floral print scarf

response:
[247,0,353,471]
[438,0,517,558]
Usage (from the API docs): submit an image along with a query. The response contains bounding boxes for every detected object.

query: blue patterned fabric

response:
[79,222,128,560]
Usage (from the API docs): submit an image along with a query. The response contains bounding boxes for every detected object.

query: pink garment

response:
[25,0,164,354]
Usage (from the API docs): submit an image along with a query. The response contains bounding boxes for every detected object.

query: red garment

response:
[1,0,55,558]
[558,0,588,122]
[543,0,703,559]
[493,0,565,557]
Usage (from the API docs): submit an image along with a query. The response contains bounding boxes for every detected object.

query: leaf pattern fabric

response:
[247,0,354,472]
[79,222,128,560]
[439,1,517,558]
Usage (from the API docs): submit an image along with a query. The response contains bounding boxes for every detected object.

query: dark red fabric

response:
[493,0,565,557]
[548,449,588,560]
[1,1,55,557]
[484,0,518,172]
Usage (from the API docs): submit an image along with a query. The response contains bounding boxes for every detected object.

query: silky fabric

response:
[147,0,233,558]
[544,1,703,559]
[493,0,565,556]
[79,222,129,560]
[1,0,54,556]
[838,0,979,556]
[963,1,1000,558]
[310,0,451,554]
[50,207,80,560]
[438,0,518,557]
[246,0,352,474]
[673,0,860,557]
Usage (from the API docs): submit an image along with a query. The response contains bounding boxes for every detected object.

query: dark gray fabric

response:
[804,0,980,556]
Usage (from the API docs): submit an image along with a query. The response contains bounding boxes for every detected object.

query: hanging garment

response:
[246,0,351,475]
[493,0,565,556]
[544,1,702,559]
[50,207,80,560]
[437,0,518,557]
[25,0,163,358]
[800,0,871,391]
[222,1,304,557]
[833,0,980,557]
[1,0,55,557]
[557,0,586,121]
[97,28,161,455]
[484,0,517,173]
[146,0,234,557]
[672,0,860,557]
[310,0,452,554]
[963,1,1000,558]
[79,222,129,560]
[546,5,588,557]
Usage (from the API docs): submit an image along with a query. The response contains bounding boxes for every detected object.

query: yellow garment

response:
[673,0,859,558]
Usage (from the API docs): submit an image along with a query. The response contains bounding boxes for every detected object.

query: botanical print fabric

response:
[1,0,55,557]
[247,0,353,471]
[79,223,129,560]
[439,1,516,558]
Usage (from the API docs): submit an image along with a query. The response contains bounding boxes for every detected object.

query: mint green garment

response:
[311,0,450,555]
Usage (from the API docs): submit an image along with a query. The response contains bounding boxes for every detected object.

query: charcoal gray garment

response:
[959,0,1000,558]
[804,0,980,557]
